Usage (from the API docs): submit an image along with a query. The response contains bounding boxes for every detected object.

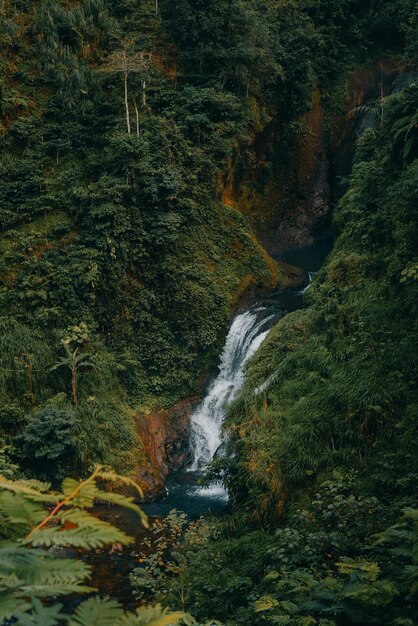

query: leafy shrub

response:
[14,405,80,482]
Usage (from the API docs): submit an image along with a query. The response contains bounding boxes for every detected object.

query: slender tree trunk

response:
[134,99,140,137]
[380,69,384,125]
[123,51,131,134]
[71,367,77,405]
[27,363,34,404]
[142,81,146,107]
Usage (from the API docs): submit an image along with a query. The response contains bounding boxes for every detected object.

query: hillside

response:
[0,1,417,625]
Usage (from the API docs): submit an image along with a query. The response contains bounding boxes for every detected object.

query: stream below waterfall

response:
[142,234,333,519]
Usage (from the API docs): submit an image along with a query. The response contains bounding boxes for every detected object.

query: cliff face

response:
[134,399,195,499]
[221,58,409,256]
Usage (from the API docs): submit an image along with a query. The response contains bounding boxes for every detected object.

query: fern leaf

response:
[0,545,91,588]
[254,595,279,612]
[27,508,134,548]
[14,597,67,626]
[0,595,30,621]
[0,491,46,529]
[61,477,98,507]
[135,604,189,626]
[0,476,54,502]
[93,489,149,528]
[19,583,95,596]
[94,466,144,498]
[69,597,126,626]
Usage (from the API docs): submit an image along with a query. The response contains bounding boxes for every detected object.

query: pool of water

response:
[143,471,229,518]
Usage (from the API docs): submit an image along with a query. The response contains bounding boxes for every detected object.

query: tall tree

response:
[100,44,151,134]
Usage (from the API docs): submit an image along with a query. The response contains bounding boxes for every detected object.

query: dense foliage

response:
[0,466,178,624]
[0,1,417,624]
[1,0,416,474]
[0,0,286,474]
[161,76,418,625]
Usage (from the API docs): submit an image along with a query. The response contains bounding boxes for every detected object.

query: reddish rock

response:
[134,398,197,500]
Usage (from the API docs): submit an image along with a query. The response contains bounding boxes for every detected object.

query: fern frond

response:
[19,582,95,596]
[14,597,68,626]
[69,597,126,626]
[27,508,134,548]
[0,476,54,502]
[94,466,144,499]
[0,545,91,587]
[61,477,97,507]
[93,490,148,528]
[0,492,46,529]
[0,594,30,621]
[135,604,189,626]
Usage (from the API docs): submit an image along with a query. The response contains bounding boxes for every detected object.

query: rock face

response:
[221,86,331,255]
[220,59,408,256]
[134,398,196,500]
[331,58,408,200]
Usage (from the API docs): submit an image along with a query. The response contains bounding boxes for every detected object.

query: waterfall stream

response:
[142,236,333,518]
[190,307,276,469]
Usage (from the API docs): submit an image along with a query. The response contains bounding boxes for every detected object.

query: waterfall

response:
[190,306,275,469]
[299,271,315,295]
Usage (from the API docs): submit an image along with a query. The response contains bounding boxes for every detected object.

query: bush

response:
[14,405,79,482]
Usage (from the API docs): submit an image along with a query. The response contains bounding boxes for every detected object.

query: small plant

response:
[50,342,100,405]
[131,510,211,610]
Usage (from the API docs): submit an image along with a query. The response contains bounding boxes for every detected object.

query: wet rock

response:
[134,398,197,501]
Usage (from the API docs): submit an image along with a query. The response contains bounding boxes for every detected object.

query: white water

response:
[190,307,275,469]
[299,271,315,294]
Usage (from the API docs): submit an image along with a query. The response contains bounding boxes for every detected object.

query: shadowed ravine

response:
[142,233,333,518]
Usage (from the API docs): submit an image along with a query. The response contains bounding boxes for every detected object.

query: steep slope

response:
[0,0,416,485]
[167,80,418,626]
[0,0,295,479]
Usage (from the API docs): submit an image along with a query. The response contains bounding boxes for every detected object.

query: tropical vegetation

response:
[0,0,417,625]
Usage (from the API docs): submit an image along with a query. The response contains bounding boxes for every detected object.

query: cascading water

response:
[142,235,333,517]
[300,271,315,294]
[190,307,276,469]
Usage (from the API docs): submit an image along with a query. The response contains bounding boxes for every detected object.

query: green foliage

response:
[1,0,415,475]
[0,3,417,622]
[130,510,211,605]
[162,481,418,625]
[0,466,150,624]
[50,342,101,405]
[13,404,80,482]
[0,468,218,625]
[218,85,418,520]
[156,79,418,625]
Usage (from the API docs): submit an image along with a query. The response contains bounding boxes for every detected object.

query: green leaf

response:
[254,595,279,612]
[27,508,134,549]
[0,491,46,528]
[403,136,414,159]
[93,489,148,528]
[14,597,67,626]
[135,604,189,625]
[0,594,30,621]
[69,597,126,626]
[0,476,54,502]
